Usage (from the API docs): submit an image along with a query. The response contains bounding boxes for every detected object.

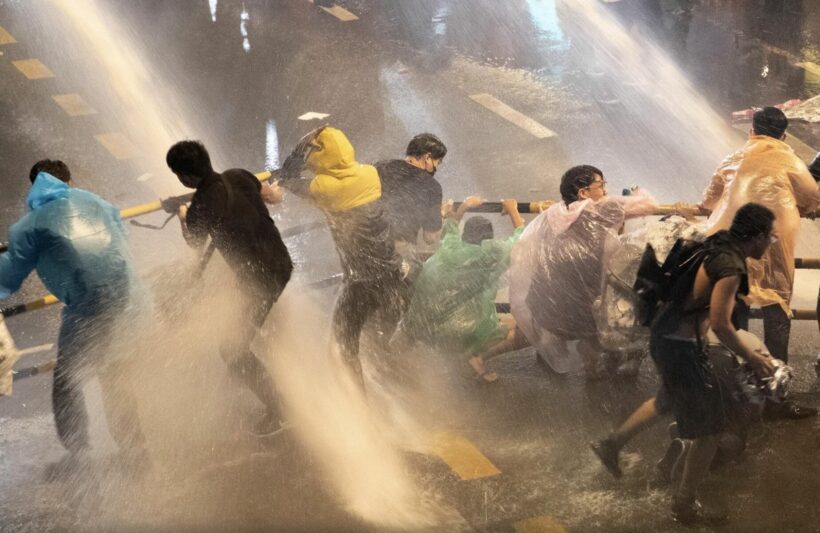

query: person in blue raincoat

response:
[0,160,146,467]
[397,197,527,382]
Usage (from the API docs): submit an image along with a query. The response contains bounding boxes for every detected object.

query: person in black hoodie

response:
[167,140,293,435]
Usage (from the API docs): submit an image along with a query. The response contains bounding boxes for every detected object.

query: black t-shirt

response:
[327,202,402,283]
[186,169,293,294]
[375,159,443,243]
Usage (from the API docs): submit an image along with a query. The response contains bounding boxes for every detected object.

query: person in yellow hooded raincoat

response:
[279,127,405,387]
[701,107,818,363]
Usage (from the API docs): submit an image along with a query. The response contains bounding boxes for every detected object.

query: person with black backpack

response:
[646,203,776,525]
[168,140,293,436]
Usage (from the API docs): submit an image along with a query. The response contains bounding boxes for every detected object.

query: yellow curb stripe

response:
[94,132,139,160]
[52,93,97,117]
[0,25,16,44]
[469,93,556,139]
[320,5,358,21]
[12,59,55,80]
[430,431,501,480]
[514,516,567,533]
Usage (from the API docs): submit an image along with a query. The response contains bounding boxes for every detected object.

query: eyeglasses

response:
[584,179,607,190]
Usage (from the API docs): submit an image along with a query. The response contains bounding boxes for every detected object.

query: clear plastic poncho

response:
[702,135,819,313]
[509,193,657,371]
[400,219,523,357]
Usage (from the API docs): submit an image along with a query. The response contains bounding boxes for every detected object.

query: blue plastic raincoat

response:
[0,172,135,309]
[401,219,524,357]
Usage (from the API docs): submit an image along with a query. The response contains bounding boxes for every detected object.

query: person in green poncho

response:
[398,197,526,382]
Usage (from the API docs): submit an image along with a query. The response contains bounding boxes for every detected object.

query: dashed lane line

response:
[12,58,55,79]
[514,516,567,533]
[469,93,557,139]
[308,1,359,21]
[18,343,55,358]
[52,93,97,117]
[0,25,16,45]
[94,132,139,160]
[430,431,501,481]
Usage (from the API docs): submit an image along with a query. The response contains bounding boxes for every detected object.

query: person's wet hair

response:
[406,133,447,160]
[752,106,788,139]
[730,202,775,240]
[29,159,71,184]
[560,164,603,204]
[462,216,494,245]
[166,140,214,177]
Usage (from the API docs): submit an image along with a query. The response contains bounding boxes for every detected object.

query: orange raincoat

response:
[702,135,818,312]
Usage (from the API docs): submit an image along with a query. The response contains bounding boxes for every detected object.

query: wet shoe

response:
[763,400,818,420]
[591,438,622,479]
[252,411,284,437]
[671,496,728,526]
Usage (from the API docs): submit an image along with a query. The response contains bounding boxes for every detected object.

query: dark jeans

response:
[333,274,406,386]
[219,291,280,416]
[732,299,791,362]
[54,295,144,454]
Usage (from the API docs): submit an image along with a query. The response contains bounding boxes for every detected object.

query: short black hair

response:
[462,216,494,245]
[29,159,71,183]
[752,107,788,139]
[166,140,213,177]
[560,165,603,204]
[406,133,447,160]
[730,202,775,239]
[809,152,820,182]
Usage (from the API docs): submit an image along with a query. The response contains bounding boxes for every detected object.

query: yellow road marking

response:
[94,132,139,160]
[469,93,557,139]
[52,93,97,117]
[430,431,501,480]
[0,25,16,44]
[514,516,567,533]
[12,59,55,80]
[308,1,358,21]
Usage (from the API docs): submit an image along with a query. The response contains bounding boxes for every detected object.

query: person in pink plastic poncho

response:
[509,165,657,376]
[701,107,818,365]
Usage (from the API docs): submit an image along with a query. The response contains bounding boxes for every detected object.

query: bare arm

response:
[710,276,775,378]
[501,198,525,229]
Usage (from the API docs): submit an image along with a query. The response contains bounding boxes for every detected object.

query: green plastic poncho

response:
[401,219,524,357]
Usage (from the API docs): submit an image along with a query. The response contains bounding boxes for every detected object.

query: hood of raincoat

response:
[27,172,69,210]
[306,127,381,211]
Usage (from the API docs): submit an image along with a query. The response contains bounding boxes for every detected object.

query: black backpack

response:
[633,238,706,327]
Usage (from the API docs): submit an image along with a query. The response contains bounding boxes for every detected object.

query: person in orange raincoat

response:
[701,107,818,363]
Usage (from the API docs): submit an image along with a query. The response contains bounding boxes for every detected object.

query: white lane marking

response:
[136,173,153,182]
[469,93,557,139]
[240,6,250,53]
[298,111,330,121]
[18,343,54,358]
[209,0,217,22]
[265,119,280,170]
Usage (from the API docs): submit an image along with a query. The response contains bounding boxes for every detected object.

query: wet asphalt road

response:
[1,1,820,531]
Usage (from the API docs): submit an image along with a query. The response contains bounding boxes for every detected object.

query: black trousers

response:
[219,291,280,415]
[732,299,791,362]
[53,296,144,454]
[333,275,406,386]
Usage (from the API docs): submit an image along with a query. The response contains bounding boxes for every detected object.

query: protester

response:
[375,133,446,280]
[167,141,293,435]
[279,127,404,388]
[0,160,147,468]
[397,197,526,382]
[509,165,658,376]
[648,203,776,525]
[701,107,818,365]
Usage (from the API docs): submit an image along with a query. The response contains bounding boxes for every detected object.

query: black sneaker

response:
[763,400,818,420]
[252,411,284,437]
[591,438,622,479]
[671,497,728,526]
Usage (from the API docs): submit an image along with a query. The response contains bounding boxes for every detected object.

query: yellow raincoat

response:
[306,127,381,211]
[702,135,819,312]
